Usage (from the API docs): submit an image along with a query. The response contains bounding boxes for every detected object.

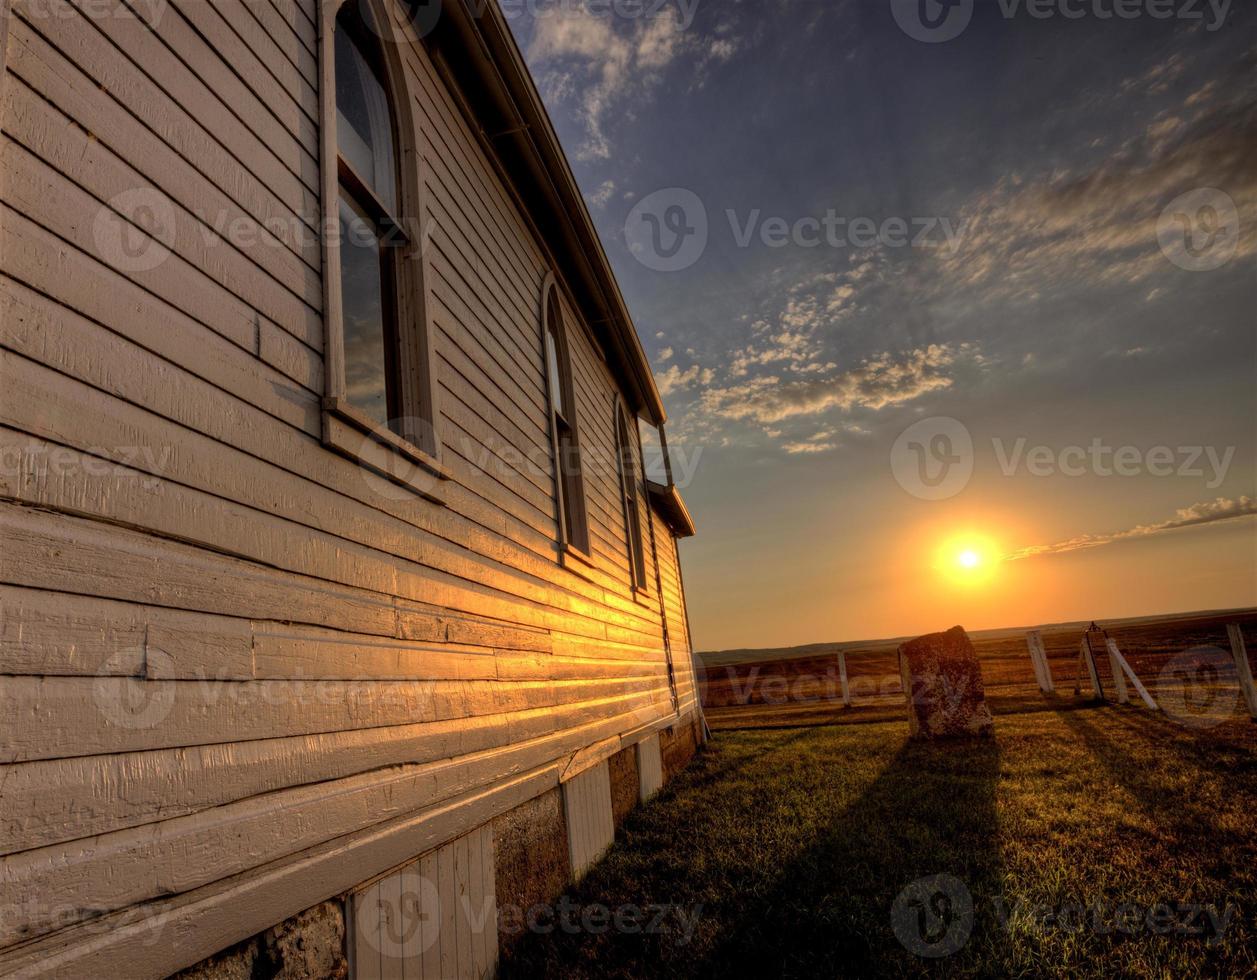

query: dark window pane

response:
[335,11,398,215]
[338,191,390,427]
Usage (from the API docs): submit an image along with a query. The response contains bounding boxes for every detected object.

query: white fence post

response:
[837,651,851,707]
[1106,639,1159,711]
[1026,631,1054,694]
[1226,624,1257,720]
[1107,642,1129,704]
[1080,639,1103,699]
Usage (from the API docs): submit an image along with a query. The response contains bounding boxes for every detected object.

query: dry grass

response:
[501,703,1256,979]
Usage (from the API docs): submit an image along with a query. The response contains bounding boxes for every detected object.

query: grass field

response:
[501,705,1256,978]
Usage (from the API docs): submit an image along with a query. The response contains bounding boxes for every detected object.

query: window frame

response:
[614,400,649,592]
[539,273,591,561]
[318,0,446,500]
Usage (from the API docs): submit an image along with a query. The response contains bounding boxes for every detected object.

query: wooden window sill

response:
[322,398,450,506]
[559,541,600,582]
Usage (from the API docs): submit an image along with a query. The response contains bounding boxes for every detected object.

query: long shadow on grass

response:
[499,730,1003,980]
[690,734,1003,978]
[1051,706,1239,836]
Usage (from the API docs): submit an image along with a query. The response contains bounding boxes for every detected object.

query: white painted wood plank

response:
[564,761,614,880]
[1,691,672,855]
[437,840,457,980]
[417,851,440,980]
[381,869,404,980]
[637,733,663,802]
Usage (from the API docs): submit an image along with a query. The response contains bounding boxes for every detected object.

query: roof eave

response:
[429,0,666,426]
[647,480,696,538]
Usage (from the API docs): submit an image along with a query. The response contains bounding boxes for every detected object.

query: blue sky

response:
[506,0,1256,649]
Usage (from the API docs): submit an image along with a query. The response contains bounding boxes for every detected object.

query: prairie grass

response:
[501,704,1256,979]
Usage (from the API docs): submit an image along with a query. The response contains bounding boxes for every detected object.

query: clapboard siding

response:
[7,12,321,271]
[0,0,698,972]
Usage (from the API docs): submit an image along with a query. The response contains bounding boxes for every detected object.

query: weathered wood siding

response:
[0,0,696,974]
[653,507,699,716]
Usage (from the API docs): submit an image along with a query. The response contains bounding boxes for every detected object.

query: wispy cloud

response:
[933,72,1256,304]
[654,361,714,397]
[701,344,968,425]
[782,430,837,455]
[584,179,617,209]
[525,4,734,160]
[1005,496,1256,561]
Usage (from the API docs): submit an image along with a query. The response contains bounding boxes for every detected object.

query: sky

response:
[504,0,1256,651]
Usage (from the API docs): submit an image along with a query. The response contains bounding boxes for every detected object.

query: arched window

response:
[542,281,589,554]
[321,0,439,473]
[616,405,648,590]
[335,3,403,431]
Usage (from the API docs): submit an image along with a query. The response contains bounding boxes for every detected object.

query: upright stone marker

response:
[898,626,995,738]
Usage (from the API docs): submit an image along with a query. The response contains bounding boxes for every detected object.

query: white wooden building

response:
[0,0,701,975]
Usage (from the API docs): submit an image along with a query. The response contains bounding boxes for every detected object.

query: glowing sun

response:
[957,549,982,569]
[936,536,1000,585]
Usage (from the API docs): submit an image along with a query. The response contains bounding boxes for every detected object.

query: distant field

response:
[699,610,1257,730]
[500,707,1257,979]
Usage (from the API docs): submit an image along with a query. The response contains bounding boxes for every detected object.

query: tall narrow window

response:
[616,407,647,590]
[543,285,589,554]
[335,3,407,433]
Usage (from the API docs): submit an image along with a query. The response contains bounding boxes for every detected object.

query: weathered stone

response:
[171,900,347,980]
[492,786,570,952]
[660,714,702,781]
[898,626,995,738]
[608,744,640,827]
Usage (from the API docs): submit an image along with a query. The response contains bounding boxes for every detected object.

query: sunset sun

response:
[936,536,1001,586]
